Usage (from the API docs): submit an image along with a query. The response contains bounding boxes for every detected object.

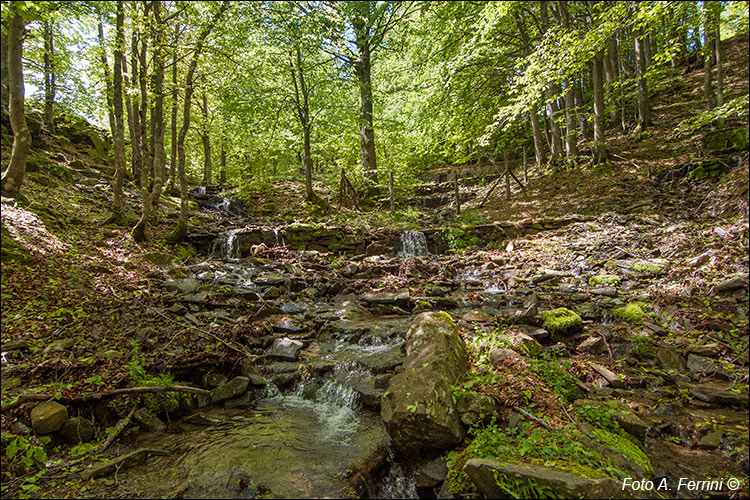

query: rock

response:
[489,347,522,365]
[262,286,281,299]
[43,338,75,354]
[340,263,359,277]
[265,338,303,361]
[183,413,225,426]
[425,284,449,297]
[30,401,68,434]
[210,376,250,404]
[578,335,605,354]
[462,309,492,323]
[240,364,267,386]
[202,372,228,389]
[81,448,169,480]
[455,391,496,426]
[365,242,389,256]
[514,324,549,340]
[498,330,542,357]
[714,276,748,294]
[542,308,583,337]
[657,349,686,372]
[362,289,410,307]
[59,417,95,444]
[381,312,468,453]
[358,345,405,373]
[255,273,288,286]
[698,430,722,450]
[591,286,618,297]
[133,408,167,432]
[687,354,718,374]
[416,458,448,488]
[464,459,621,499]
[690,386,749,408]
[574,400,649,440]
[272,316,305,334]
[281,302,307,315]
[334,301,371,321]
[687,342,723,358]
[590,363,625,389]
[163,278,200,294]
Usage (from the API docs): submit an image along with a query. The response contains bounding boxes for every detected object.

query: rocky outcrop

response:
[380,312,468,453]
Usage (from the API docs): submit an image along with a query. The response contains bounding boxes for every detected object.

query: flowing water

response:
[397,230,429,258]
[118,379,390,499]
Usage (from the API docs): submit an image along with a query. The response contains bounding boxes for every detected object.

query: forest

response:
[1,0,749,498]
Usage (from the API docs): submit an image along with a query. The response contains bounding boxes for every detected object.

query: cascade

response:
[397,230,429,258]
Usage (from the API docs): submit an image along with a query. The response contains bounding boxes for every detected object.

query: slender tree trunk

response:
[169,28,178,192]
[563,79,578,160]
[97,14,116,138]
[132,3,152,242]
[714,4,723,124]
[111,1,126,221]
[592,51,608,164]
[0,24,8,121]
[573,75,591,140]
[354,19,377,187]
[200,91,212,185]
[547,86,564,160]
[149,3,166,216]
[129,27,142,186]
[515,11,546,165]
[171,2,229,243]
[634,27,651,129]
[43,19,55,133]
[219,140,226,185]
[1,13,31,196]
[703,3,714,111]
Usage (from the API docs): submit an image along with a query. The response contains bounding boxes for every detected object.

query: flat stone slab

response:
[265,338,304,361]
[464,459,622,499]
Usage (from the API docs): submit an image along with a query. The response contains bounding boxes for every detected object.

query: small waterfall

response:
[196,186,206,195]
[377,453,418,499]
[273,228,285,248]
[216,197,231,211]
[397,230,429,258]
[212,229,241,260]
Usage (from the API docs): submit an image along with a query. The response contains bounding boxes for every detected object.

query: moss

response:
[613,302,647,324]
[631,262,663,274]
[445,447,477,494]
[631,335,657,359]
[432,311,456,329]
[589,275,620,286]
[591,428,653,476]
[542,308,583,336]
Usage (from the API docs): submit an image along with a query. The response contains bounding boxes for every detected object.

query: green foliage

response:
[591,428,653,476]
[529,355,580,402]
[438,226,479,254]
[630,335,657,359]
[492,470,561,499]
[126,341,178,414]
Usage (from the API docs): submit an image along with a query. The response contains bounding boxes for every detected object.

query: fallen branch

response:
[512,406,549,429]
[148,305,249,355]
[3,386,211,411]
[95,405,137,455]
[595,330,614,363]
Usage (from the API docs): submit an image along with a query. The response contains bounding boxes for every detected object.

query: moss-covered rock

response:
[688,159,723,180]
[613,302,647,324]
[705,127,749,152]
[589,275,621,286]
[542,308,583,337]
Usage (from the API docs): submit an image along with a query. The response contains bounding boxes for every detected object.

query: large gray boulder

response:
[464,459,623,499]
[381,312,468,453]
[30,401,68,434]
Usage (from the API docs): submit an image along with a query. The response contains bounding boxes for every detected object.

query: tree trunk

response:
[563,79,578,160]
[129,28,142,186]
[547,86,564,160]
[171,2,229,243]
[132,3,152,242]
[303,125,313,199]
[149,2,166,216]
[572,75,591,140]
[200,91,212,185]
[169,30,178,192]
[592,50,608,164]
[97,14,116,138]
[0,23,8,121]
[220,141,226,185]
[703,3,714,111]
[1,13,31,196]
[634,27,651,129]
[515,10,546,165]
[714,3,723,124]
[43,19,55,133]
[111,1,126,221]
[354,19,378,187]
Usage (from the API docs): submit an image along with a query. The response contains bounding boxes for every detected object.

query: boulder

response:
[210,376,250,404]
[59,417,95,444]
[714,276,748,294]
[489,347,522,366]
[542,308,583,337]
[163,278,200,294]
[30,401,68,434]
[265,338,304,361]
[133,408,167,432]
[272,317,305,334]
[455,391,496,426]
[464,459,622,499]
[689,386,749,408]
[416,458,448,488]
[381,312,468,453]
